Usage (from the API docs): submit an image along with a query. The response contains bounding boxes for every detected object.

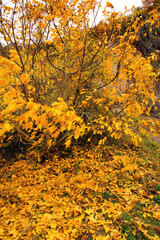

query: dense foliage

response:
[0,0,160,239]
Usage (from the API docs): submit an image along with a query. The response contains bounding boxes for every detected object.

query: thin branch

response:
[97,54,124,90]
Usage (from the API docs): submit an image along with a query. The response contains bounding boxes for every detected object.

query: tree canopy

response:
[0,0,159,155]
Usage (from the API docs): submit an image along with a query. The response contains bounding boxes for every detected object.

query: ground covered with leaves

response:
[0,142,160,240]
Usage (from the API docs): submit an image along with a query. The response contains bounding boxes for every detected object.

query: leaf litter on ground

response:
[0,145,160,240]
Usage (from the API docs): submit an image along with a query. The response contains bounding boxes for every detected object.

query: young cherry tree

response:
[0,0,159,152]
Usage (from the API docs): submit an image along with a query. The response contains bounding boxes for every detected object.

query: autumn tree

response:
[0,0,159,157]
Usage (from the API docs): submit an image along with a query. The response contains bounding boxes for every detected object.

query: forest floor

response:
[0,133,160,240]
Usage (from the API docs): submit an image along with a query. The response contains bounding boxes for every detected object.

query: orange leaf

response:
[65,139,71,148]
[52,131,60,139]
[106,1,114,8]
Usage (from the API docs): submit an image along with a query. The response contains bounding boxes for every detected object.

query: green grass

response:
[138,133,160,178]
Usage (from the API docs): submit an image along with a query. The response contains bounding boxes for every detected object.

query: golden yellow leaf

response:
[36,225,42,233]
[108,126,112,133]
[21,73,28,84]
[45,40,52,45]
[50,223,57,229]
[65,139,71,148]
[82,101,87,107]
[74,126,80,139]
[67,122,72,131]
[21,218,29,228]
[0,228,4,235]
[48,126,57,135]
[4,122,12,132]
[48,139,52,148]
[95,235,110,240]
[143,212,147,218]
[52,131,60,139]
[75,213,85,223]
[5,102,17,112]
[88,214,97,223]
[85,208,94,215]
[103,225,110,233]
[89,229,95,234]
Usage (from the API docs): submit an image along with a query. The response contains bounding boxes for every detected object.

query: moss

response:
[153,195,160,205]
[121,212,131,221]
[155,184,160,191]
[121,223,134,240]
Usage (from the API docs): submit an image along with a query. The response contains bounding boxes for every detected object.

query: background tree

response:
[141,0,160,10]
